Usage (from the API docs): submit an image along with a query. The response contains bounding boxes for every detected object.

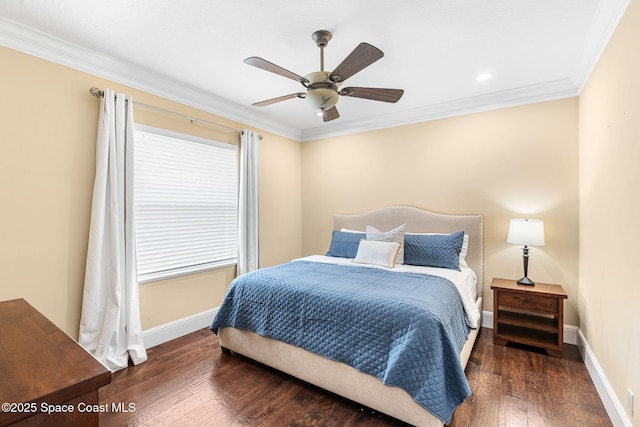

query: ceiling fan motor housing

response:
[305,71,339,111]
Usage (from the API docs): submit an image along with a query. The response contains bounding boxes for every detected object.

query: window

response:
[133,125,238,283]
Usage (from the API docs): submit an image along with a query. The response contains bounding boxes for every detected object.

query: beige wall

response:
[301,98,579,325]
[0,45,302,337]
[3,9,638,421]
[579,0,640,422]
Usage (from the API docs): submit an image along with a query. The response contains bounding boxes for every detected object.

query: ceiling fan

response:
[244,30,404,122]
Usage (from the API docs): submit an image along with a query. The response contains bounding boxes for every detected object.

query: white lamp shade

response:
[507,219,545,246]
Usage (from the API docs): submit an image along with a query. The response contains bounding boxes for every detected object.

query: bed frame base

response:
[218,298,481,427]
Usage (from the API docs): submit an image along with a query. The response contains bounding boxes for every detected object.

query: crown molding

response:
[300,78,579,141]
[571,0,631,92]
[0,16,302,141]
[1,0,629,143]
[302,0,629,141]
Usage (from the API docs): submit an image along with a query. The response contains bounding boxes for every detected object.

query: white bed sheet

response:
[294,255,481,329]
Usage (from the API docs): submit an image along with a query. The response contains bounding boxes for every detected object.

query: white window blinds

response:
[134,125,238,283]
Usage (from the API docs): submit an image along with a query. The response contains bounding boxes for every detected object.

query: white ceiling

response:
[0,0,629,141]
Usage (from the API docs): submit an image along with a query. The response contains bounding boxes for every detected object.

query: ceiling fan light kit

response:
[304,71,340,111]
[245,30,404,122]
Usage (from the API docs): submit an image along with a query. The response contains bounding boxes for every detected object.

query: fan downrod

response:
[312,30,332,72]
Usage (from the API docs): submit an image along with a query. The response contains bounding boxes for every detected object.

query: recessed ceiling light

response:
[476,73,493,82]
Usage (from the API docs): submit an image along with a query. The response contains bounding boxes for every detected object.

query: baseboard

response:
[142,307,218,349]
[482,310,632,426]
[481,310,578,345]
[577,329,633,427]
[142,308,630,426]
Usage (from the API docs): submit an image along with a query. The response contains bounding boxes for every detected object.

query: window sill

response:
[138,260,237,284]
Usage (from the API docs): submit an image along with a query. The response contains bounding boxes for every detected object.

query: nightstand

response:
[491,278,568,357]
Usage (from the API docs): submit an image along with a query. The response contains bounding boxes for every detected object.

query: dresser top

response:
[0,298,112,424]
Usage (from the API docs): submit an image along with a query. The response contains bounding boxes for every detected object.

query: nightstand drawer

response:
[497,290,558,314]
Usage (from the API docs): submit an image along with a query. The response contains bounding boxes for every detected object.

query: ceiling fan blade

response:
[329,43,384,83]
[340,87,404,103]
[252,93,305,107]
[322,106,340,122]
[244,57,308,83]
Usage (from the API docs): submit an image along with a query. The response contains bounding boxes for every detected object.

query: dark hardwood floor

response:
[99,327,611,426]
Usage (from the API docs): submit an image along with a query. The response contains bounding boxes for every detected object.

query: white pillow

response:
[366,224,406,265]
[353,239,401,268]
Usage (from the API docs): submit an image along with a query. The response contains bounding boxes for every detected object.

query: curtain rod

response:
[89,87,261,139]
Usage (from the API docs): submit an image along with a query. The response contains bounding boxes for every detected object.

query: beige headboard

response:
[334,206,484,297]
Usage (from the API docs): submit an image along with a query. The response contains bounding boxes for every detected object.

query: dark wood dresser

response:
[0,298,111,426]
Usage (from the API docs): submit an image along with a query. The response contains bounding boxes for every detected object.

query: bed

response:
[211,206,483,426]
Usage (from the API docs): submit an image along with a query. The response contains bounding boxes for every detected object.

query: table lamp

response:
[507,219,545,285]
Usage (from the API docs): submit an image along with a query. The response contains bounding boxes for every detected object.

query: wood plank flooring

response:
[99,327,611,426]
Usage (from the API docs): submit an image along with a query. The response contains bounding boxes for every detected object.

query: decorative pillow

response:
[366,224,406,265]
[325,230,366,258]
[406,232,470,268]
[459,233,469,268]
[353,239,401,268]
[340,228,364,233]
[404,231,465,271]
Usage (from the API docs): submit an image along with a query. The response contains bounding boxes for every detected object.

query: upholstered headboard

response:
[334,206,484,297]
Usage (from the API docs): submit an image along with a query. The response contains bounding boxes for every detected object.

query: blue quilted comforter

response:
[211,260,472,423]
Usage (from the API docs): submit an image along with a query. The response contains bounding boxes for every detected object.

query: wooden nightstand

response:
[491,278,568,357]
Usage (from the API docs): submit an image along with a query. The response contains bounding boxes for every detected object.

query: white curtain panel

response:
[237,130,260,275]
[79,89,147,372]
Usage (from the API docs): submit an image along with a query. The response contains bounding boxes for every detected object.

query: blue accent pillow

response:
[404,231,465,271]
[325,230,365,258]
